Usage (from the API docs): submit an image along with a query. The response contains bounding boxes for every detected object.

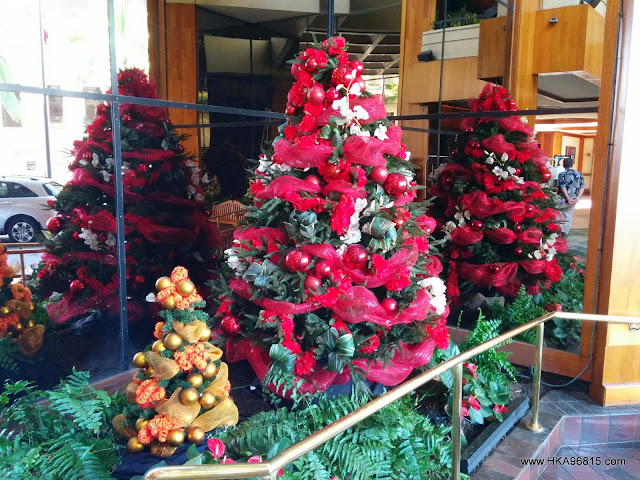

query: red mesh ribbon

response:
[147,192,201,206]
[322,180,366,198]
[332,287,434,327]
[298,242,418,288]
[122,148,175,162]
[441,163,475,182]
[229,279,318,315]
[69,169,142,201]
[495,280,523,297]
[342,125,402,166]
[519,259,546,274]
[47,292,118,323]
[273,139,334,168]
[518,227,544,244]
[73,139,113,160]
[484,227,517,244]
[494,117,534,137]
[137,224,195,243]
[316,95,389,126]
[233,226,289,245]
[80,212,117,232]
[451,226,484,246]
[553,237,568,253]
[461,191,525,219]
[458,262,519,287]
[256,176,322,200]
[482,134,519,159]
[352,339,437,386]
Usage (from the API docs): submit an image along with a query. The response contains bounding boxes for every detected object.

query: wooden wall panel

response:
[478,16,507,81]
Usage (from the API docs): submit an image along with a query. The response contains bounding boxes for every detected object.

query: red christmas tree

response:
[35,69,219,323]
[430,84,569,303]
[211,37,448,395]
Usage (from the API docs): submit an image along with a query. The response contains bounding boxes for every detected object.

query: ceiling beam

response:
[377,55,400,75]
[359,34,386,61]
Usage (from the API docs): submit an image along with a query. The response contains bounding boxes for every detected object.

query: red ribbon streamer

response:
[273,139,334,169]
[451,226,484,246]
[342,125,402,166]
[484,227,517,244]
[256,176,322,200]
[458,262,519,288]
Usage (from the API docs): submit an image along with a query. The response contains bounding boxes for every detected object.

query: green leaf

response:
[186,443,199,460]
[335,334,355,357]
[468,407,485,425]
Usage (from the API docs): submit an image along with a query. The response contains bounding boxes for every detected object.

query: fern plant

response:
[180,391,462,480]
[0,370,126,480]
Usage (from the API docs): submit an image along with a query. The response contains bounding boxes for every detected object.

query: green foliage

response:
[0,370,126,480]
[185,391,459,480]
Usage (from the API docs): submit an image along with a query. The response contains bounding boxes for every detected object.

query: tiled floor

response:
[538,445,640,479]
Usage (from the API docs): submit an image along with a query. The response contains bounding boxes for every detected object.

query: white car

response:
[0,176,62,243]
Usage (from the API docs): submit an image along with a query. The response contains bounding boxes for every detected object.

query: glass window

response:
[43,182,62,196]
[6,182,38,198]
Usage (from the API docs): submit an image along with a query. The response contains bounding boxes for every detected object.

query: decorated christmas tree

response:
[430,84,569,303]
[35,68,219,323]
[0,242,44,358]
[211,37,448,395]
[114,266,238,457]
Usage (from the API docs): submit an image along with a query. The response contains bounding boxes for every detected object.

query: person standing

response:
[557,157,585,235]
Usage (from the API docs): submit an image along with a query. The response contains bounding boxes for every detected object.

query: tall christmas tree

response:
[35,68,219,323]
[113,266,238,457]
[430,84,569,303]
[211,37,448,395]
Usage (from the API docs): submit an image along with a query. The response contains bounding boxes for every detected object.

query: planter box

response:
[421,24,480,60]
[461,396,530,475]
[542,0,606,17]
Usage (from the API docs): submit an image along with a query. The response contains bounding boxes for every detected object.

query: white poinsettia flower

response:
[332,97,349,112]
[100,170,112,182]
[105,157,114,168]
[336,244,348,259]
[349,82,362,95]
[429,163,446,181]
[185,160,196,168]
[145,292,157,303]
[418,277,447,314]
[92,153,100,167]
[374,125,389,141]
[201,173,210,184]
[442,221,457,242]
[79,228,100,251]
[506,166,517,175]
[105,233,116,247]
[352,105,369,121]
[349,124,370,137]
[514,176,525,184]
[404,150,411,161]
[501,152,509,162]
[546,247,557,261]
[187,185,196,198]
[533,249,543,260]
[521,116,528,124]
[79,160,89,166]
[195,193,205,202]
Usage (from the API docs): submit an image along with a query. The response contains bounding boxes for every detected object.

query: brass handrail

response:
[142,312,640,480]
[4,242,45,282]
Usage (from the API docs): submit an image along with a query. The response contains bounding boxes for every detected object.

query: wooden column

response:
[505,0,539,127]
[586,0,640,406]
[146,0,199,159]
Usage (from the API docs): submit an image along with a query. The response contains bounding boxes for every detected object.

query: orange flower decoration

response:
[0,313,19,338]
[137,414,177,444]
[210,380,231,401]
[153,321,165,340]
[11,283,32,303]
[173,343,208,371]
[170,266,189,283]
[135,379,166,409]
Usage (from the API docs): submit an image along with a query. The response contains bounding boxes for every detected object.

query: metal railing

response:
[142,312,640,480]
[4,242,45,282]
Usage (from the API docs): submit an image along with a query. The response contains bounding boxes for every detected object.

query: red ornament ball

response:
[46,216,63,234]
[307,86,326,105]
[515,247,524,255]
[285,105,296,116]
[220,315,240,335]
[72,232,81,241]
[525,204,534,213]
[332,65,350,85]
[514,224,523,232]
[471,220,484,231]
[343,245,368,270]
[137,164,147,173]
[489,264,502,273]
[384,173,408,196]
[285,249,311,272]
[326,88,340,101]
[69,279,85,296]
[83,151,92,160]
[323,162,342,178]
[394,217,406,228]
[122,114,132,122]
[314,260,332,278]
[305,58,318,71]
[304,275,322,291]
[305,175,321,186]
[177,145,184,152]
[370,166,389,184]
[541,170,551,181]
[381,297,398,315]
[349,60,364,75]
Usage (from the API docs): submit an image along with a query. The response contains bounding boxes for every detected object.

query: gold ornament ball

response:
[127,437,145,454]
[151,340,166,353]
[155,276,171,291]
[179,387,199,405]
[186,372,204,389]
[202,362,218,379]
[0,306,10,316]
[162,296,176,310]
[166,429,185,447]
[199,327,212,342]
[176,279,195,297]
[198,391,216,410]
[144,365,155,377]
[30,303,35,311]
[187,426,205,444]
[26,320,35,328]
[164,333,183,350]
[15,323,23,332]
[133,352,148,368]
[135,418,149,431]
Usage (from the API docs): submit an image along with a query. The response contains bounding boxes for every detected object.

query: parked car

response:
[0,176,62,243]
